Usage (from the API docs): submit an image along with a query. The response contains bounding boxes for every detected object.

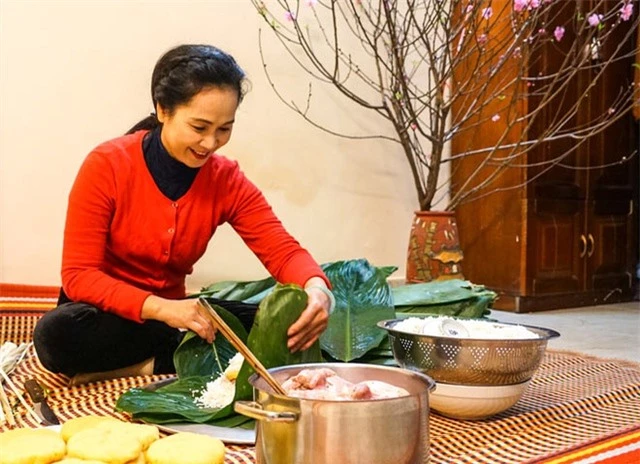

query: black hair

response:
[126,44,247,134]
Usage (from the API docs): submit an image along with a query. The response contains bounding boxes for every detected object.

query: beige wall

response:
[0,0,422,291]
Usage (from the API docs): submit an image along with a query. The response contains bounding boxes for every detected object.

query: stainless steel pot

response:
[234,363,435,464]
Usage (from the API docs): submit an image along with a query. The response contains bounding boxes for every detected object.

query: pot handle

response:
[234,401,298,423]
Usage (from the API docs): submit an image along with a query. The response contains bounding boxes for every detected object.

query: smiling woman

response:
[32,44,334,384]
[156,86,238,168]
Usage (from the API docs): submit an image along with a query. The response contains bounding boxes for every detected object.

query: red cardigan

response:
[61,130,328,322]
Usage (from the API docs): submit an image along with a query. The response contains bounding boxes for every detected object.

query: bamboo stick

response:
[0,383,16,427]
[198,298,287,395]
[0,369,42,424]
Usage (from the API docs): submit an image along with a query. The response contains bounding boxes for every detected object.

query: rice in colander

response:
[394,316,539,339]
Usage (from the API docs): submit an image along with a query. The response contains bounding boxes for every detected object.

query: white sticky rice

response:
[195,353,244,409]
[394,316,540,339]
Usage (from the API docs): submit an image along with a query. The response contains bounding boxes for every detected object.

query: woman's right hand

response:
[141,295,216,343]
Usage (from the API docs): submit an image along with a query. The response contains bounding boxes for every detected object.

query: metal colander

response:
[378,319,560,386]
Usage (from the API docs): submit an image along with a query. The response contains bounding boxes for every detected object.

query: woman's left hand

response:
[287,283,333,353]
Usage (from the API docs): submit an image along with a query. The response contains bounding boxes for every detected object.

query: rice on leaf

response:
[116,285,321,424]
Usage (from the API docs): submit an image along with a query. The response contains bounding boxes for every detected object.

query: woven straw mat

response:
[1,302,639,464]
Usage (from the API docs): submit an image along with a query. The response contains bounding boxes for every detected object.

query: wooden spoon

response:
[198,297,287,395]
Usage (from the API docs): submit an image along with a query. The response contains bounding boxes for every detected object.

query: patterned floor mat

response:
[1,291,639,463]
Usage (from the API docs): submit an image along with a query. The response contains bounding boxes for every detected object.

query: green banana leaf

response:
[319,260,396,361]
[192,261,398,306]
[194,276,276,304]
[116,303,248,424]
[116,285,322,424]
[114,376,244,425]
[392,279,495,319]
[234,284,323,399]
[173,303,249,379]
[339,337,396,366]
[361,264,398,280]
[394,296,493,318]
[191,259,399,362]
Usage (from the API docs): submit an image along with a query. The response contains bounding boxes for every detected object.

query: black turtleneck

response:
[142,128,200,201]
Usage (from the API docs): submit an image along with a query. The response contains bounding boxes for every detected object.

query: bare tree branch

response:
[251,0,640,211]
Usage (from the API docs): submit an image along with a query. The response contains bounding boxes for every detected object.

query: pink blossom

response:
[306,0,318,5]
[478,33,488,45]
[553,26,565,42]
[514,0,541,12]
[482,7,493,19]
[284,11,296,21]
[491,114,501,122]
[587,13,603,27]
[620,2,633,21]
[513,0,528,12]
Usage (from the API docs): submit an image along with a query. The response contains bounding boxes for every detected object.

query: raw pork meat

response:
[282,368,409,400]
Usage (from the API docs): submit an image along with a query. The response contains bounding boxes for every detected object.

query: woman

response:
[33,44,334,383]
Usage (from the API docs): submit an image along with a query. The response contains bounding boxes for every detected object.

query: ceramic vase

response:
[406,211,464,283]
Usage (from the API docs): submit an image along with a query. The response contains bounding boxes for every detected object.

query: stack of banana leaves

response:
[116,259,496,426]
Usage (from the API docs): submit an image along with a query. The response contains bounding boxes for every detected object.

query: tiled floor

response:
[491,302,640,363]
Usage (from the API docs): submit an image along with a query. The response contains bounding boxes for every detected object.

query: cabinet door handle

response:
[579,234,587,258]
[587,233,595,258]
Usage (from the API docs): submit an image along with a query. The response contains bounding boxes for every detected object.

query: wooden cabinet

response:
[451,1,638,311]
